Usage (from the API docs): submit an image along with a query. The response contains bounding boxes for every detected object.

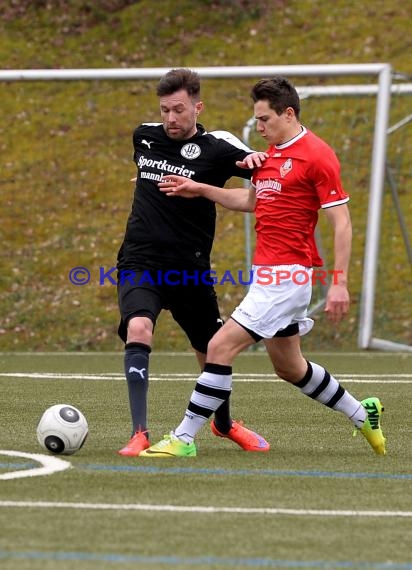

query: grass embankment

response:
[1,0,411,351]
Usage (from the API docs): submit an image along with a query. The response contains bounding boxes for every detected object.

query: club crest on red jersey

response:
[280,158,293,178]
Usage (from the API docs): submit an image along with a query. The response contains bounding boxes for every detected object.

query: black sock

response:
[213,398,233,434]
[124,342,151,436]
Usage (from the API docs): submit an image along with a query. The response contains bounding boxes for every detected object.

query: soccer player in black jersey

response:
[117,68,269,456]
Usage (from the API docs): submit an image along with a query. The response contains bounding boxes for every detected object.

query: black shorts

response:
[117,271,222,353]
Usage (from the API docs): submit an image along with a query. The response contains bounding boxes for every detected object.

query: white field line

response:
[1,372,412,383]
[0,500,411,517]
[0,450,71,480]
[2,351,411,357]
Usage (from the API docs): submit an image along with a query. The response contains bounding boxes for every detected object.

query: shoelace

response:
[154,434,175,448]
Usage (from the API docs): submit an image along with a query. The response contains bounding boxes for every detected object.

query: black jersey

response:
[117,123,253,271]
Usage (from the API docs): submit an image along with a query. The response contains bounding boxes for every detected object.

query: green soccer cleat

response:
[353,397,386,455]
[139,432,197,457]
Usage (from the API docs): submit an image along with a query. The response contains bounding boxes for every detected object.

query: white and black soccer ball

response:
[36,404,88,456]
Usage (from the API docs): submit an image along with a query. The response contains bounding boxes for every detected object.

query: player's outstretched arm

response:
[158,175,256,212]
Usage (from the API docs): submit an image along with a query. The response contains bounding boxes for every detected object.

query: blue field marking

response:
[2,460,411,481]
[80,463,412,480]
[0,551,411,568]
[0,462,35,469]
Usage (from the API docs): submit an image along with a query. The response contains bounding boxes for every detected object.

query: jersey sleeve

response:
[210,130,253,152]
[311,145,349,208]
[209,130,255,180]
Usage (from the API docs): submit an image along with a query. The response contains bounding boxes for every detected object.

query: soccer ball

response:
[36,404,88,456]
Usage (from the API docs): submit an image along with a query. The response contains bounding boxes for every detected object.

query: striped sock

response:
[175,363,232,443]
[295,361,366,426]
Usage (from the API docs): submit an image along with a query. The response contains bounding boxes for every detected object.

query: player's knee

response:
[127,316,153,344]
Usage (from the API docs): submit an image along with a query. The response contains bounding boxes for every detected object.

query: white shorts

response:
[231,264,314,339]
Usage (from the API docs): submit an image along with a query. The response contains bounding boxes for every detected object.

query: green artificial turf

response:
[0,352,411,569]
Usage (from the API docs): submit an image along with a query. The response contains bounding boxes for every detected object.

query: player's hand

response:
[324,284,350,324]
[158,175,201,198]
[236,151,268,169]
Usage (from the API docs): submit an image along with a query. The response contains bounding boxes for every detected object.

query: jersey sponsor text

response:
[137,156,195,178]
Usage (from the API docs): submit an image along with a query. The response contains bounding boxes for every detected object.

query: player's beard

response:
[164,122,197,140]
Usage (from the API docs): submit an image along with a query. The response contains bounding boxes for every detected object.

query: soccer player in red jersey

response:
[141,76,386,458]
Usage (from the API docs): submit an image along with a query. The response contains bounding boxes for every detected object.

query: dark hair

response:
[156,68,201,101]
[251,76,300,119]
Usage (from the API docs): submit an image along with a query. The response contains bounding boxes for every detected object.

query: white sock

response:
[174,414,206,444]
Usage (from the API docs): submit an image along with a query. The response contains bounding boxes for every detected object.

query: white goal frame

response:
[2,63,409,352]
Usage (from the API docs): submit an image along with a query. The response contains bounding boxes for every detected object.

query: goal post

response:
[1,63,410,351]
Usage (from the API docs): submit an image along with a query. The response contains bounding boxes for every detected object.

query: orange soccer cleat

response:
[118,430,150,457]
[211,419,270,452]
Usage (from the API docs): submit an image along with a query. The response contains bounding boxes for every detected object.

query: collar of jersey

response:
[275,125,307,150]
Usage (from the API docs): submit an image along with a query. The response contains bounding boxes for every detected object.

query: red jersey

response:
[251,127,349,267]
